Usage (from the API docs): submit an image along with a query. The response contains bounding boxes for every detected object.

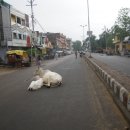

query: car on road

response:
[65,50,72,55]
[56,51,63,57]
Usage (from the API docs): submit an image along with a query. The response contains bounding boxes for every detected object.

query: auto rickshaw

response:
[6,50,31,67]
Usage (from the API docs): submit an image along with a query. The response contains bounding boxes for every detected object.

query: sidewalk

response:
[0,66,17,75]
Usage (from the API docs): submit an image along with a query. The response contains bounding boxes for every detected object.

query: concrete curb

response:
[84,56,130,123]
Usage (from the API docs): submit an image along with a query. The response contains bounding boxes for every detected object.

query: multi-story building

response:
[34,31,46,47]
[34,31,48,55]
[0,0,71,62]
[9,6,31,49]
[0,0,31,62]
[0,0,11,61]
[46,32,67,51]
[66,38,73,50]
[56,33,67,49]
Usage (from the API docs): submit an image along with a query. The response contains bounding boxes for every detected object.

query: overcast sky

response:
[5,0,130,41]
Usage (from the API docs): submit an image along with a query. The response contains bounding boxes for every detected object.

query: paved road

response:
[91,53,130,76]
[0,55,129,130]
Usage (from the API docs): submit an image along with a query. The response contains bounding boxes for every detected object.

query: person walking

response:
[55,52,58,60]
[75,51,78,59]
[36,55,41,69]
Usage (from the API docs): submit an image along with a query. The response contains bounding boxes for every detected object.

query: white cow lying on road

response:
[28,68,62,91]
[28,77,43,91]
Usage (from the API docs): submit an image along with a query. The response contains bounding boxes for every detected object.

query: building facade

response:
[0,1,11,61]
[66,38,73,50]
[0,0,71,62]
[0,1,32,62]
[113,35,130,55]
[8,6,31,49]
[46,32,68,51]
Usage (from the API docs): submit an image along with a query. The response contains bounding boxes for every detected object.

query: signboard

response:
[87,31,92,36]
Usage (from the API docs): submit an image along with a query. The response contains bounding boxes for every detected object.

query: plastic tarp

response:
[6,50,28,57]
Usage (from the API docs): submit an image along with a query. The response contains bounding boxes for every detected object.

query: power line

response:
[34,18,46,33]
[26,0,37,32]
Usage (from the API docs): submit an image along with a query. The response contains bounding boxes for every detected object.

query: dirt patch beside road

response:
[0,67,17,75]
[89,56,130,92]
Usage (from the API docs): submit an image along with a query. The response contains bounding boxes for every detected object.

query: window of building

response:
[11,14,16,23]
[22,19,25,26]
[13,32,17,39]
[18,34,22,40]
[23,35,26,40]
[17,17,21,24]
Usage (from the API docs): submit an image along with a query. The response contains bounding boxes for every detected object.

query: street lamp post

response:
[80,25,87,45]
[87,0,92,58]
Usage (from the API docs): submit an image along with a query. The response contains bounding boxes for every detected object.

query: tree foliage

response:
[72,40,82,51]
[111,24,129,41]
[111,8,130,41]
[116,8,130,30]
[75,8,130,51]
[85,7,130,51]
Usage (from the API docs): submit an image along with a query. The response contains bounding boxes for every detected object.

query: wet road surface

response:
[0,55,129,130]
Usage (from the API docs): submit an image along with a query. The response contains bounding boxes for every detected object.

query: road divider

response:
[84,56,130,123]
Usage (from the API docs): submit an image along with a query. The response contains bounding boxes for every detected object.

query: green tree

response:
[112,8,130,41]
[116,8,130,30]
[72,40,82,51]
[111,24,129,41]
[98,29,114,49]
[90,35,97,52]
[106,32,114,49]
[84,35,99,52]
[82,8,130,51]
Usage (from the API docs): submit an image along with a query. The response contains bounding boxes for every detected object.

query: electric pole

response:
[26,0,37,62]
[87,0,92,58]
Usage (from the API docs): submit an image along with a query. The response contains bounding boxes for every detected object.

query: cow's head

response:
[34,67,45,77]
